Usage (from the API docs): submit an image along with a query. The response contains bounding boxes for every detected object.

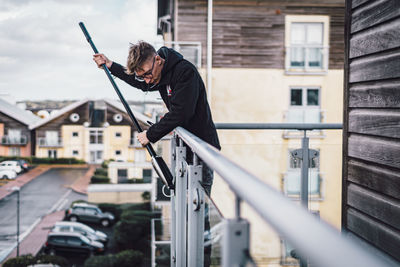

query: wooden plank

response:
[349,49,400,83]
[350,18,400,58]
[348,134,400,169]
[347,183,400,230]
[349,109,400,138]
[348,159,400,200]
[351,0,400,33]
[347,208,400,261]
[349,79,400,108]
[352,0,371,9]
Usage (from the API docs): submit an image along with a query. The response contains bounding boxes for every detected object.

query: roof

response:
[0,98,41,126]
[30,98,151,130]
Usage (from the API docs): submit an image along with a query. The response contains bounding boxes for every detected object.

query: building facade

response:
[158,0,345,265]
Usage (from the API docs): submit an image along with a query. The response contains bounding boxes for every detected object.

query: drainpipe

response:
[207,0,213,107]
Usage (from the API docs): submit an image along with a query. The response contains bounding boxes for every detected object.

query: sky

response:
[0,0,162,103]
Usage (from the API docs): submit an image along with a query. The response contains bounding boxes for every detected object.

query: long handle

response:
[79,22,174,189]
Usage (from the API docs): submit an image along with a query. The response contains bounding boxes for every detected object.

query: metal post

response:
[221,219,250,267]
[170,135,177,267]
[16,188,20,257]
[175,139,187,267]
[187,159,204,266]
[300,131,309,267]
[300,131,309,209]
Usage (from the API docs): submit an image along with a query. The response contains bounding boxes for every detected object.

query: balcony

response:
[1,135,28,146]
[149,123,396,267]
[37,137,63,147]
[283,109,325,138]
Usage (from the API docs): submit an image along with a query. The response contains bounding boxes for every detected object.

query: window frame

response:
[285,15,330,74]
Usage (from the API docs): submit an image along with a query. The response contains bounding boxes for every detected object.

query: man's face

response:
[135,55,162,85]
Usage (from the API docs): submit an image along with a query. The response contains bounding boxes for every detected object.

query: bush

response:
[142,191,151,201]
[84,254,115,267]
[101,159,114,169]
[114,250,144,267]
[94,168,108,176]
[36,254,69,267]
[3,254,36,267]
[3,254,68,267]
[90,175,110,184]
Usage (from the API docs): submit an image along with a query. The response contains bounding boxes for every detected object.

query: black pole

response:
[79,22,174,189]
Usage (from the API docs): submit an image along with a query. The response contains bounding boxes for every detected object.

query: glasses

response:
[135,57,155,82]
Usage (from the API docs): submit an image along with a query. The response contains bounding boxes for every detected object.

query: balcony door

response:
[46,131,59,146]
[8,129,21,143]
[89,129,104,164]
[287,87,320,123]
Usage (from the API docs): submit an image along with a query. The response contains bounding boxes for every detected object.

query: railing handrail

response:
[215,122,342,130]
[173,126,392,267]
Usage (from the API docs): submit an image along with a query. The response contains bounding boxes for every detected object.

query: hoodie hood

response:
[157,47,184,86]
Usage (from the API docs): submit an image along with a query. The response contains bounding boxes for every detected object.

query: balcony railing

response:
[37,137,63,147]
[1,135,27,145]
[153,123,395,267]
[285,46,329,74]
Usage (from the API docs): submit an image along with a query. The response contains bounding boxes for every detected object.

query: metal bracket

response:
[179,161,186,177]
[291,149,319,160]
[192,188,204,211]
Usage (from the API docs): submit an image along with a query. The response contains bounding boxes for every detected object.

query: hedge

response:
[94,168,108,176]
[0,156,85,165]
[3,254,68,267]
[84,250,143,267]
[90,175,110,184]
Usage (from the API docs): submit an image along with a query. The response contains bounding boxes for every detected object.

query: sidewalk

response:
[5,210,65,261]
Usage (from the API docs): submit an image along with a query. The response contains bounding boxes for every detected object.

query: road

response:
[0,168,88,259]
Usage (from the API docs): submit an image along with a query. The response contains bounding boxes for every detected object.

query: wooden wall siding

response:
[347,183,400,230]
[348,109,400,138]
[348,134,400,169]
[351,0,400,34]
[0,113,31,142]
[349,80,400,108]
[347,208,400,261]
[348,159,400,200]
[349,50,400,83]
[344,0,400,257]
[36,103,89,138]
[176,0,345,69]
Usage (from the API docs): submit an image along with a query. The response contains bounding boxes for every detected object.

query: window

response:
[46,131,59,146]
[72,132,79,137]
[281,239,299,266]
[143,169,152,183]
[115,150,121,156]
[48,149,57,158]
[287,87,321,123]
[115,132,121,138]
[90,130,103,144]
[284,149,321,197]
[9,147,20,156]
[285,16,329,73]
[72,150,79,156]
[135,149,146,163]
[67,236,82,246]
[8,129,21,144]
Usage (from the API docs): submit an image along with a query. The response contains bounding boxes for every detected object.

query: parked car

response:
[65,203,115,227]
[51,221,108,245]
[0,169,17,179]
[44,232,104,256]
[16,159,29,172]
[0,160,22,174]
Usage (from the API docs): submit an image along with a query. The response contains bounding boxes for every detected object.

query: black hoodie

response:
[109,47,221,150]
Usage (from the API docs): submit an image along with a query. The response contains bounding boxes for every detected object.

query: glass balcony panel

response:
[290,47,305,67]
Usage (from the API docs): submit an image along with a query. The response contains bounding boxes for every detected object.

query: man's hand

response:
[137,131,150,146]
[93,53,113,69]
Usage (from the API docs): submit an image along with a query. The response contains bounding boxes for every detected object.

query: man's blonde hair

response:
[126,41,156,75]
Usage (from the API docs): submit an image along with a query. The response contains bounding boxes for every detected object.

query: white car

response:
[0,161,22,174]
[0,169,17,179]
[51,221,109,245]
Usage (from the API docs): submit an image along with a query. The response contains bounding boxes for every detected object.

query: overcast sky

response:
[0,0,162,103]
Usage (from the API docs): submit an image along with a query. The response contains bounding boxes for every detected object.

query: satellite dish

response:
[69,113,80,122]
[113,113,123,123]
[37,110,50,119]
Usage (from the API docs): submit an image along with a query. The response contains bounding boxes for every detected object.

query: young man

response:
[93,41,220,195]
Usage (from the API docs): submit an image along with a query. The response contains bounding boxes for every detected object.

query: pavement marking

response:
[47,189,72,215]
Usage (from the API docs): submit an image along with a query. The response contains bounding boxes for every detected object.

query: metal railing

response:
[1,135,28,145]
[37,137,63,147]
[160,123,396,267]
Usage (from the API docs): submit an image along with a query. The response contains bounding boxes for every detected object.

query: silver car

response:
[51,221,108,245]
[66,203,114,227]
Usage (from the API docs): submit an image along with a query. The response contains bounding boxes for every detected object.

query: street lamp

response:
[10,186,20,257]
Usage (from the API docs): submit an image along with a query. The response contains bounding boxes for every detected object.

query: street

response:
[0,168,88,260]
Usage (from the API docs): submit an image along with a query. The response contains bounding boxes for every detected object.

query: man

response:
[93,41,220,195]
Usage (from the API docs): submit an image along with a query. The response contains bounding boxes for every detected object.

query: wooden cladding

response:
[344,0,400,261]
[176,0,345,69]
